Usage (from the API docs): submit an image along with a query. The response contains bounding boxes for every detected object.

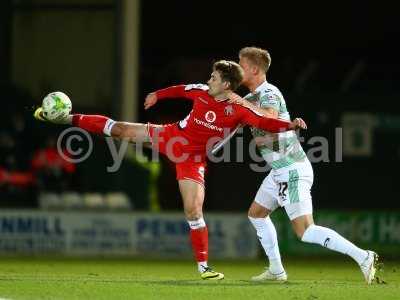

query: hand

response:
[289,118,307,130]
[227,91,246,106]
[144,92,158,110]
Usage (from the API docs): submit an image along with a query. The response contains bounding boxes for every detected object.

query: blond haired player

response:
[228,47,378,284]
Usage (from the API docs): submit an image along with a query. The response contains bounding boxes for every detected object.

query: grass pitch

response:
[0,257,398,300]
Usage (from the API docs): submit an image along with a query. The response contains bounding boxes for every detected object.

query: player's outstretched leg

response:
[294,215,379,284]
[248,202,287,282]
[34,107,114,134]
[179,179,224,280]
[34,108,149,143]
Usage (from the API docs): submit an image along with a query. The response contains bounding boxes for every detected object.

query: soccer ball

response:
[42,91,72,121]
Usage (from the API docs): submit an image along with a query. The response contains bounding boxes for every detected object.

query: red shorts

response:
[147,123,206,186]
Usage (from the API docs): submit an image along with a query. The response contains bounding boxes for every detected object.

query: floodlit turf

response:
[0,257,399,300]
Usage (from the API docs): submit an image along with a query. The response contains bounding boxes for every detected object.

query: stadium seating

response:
[38,191,132,211]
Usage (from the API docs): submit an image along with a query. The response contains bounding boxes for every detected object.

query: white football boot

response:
[251,268,288,282]
[360,250,379,284]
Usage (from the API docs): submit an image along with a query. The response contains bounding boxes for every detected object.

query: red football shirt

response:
[155,84,292,154]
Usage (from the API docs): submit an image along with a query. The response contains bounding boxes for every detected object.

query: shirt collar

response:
[254,81,269,95]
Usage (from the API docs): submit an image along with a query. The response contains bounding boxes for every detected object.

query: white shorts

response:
[254,160,314,221]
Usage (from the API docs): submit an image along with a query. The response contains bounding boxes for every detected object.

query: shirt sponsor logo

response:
[194,118,223,132]
[205,111,216,123]
[266,93,279,104]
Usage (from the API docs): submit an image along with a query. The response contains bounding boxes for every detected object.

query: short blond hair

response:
[239,47,271,73]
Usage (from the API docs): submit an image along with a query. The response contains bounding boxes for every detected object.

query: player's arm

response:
[144,84,207,110]
[239,106,307,133]
[144,85,186,110]
[259,107,278,118]
[227,91,278,118]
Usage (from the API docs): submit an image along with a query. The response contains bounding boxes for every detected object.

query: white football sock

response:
[103,119,117,136]
[301,224,368,265]
[198,261,208,273]
[187,218,206,230]
[249,216,285,274]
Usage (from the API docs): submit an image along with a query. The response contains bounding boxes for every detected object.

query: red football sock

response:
[190,227,209,262]
[72,114,110,135]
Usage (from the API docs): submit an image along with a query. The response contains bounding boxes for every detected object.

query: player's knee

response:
[295,229,305,240]
[247,209,257,218]
[248,202,268,218]
[293,222,311,240]
[247,203,257,218]
[292,214,314,240]
[184,209,203,220]
[184,202,203,220]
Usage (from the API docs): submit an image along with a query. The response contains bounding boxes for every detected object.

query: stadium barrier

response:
[0,211,258,258]
[0,210,398,258]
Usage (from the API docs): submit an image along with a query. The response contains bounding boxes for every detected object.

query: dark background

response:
[0,0,398,211]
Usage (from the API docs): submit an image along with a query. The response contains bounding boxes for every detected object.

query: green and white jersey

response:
[245,81,307,170]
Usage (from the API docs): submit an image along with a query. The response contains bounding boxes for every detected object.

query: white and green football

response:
[42,91,72,121]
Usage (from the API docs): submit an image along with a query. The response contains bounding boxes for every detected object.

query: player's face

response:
[207,71,227,97]
[239,57,253,87]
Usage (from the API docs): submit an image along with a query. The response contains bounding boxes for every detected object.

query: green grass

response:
[0,257,398,300]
